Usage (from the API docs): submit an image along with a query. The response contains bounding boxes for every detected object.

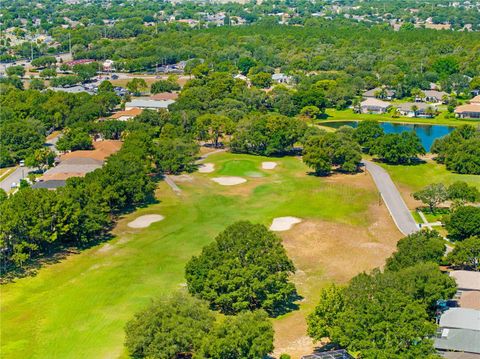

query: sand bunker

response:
[262,161,278,170]
[128,214,165,228]
[270,217,302,231]
[212,177,247,186]
[199,163,215,173]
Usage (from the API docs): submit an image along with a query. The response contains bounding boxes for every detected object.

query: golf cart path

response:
[362,160,419,236]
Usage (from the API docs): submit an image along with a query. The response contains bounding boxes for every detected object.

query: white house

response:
[360,98,391,114]
[125,99,175,110]
[272,73,292,84]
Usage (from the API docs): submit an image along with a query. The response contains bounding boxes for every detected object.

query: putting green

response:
[1,153,376,359]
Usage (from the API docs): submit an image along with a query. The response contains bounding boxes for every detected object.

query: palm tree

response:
[410,104,419,117]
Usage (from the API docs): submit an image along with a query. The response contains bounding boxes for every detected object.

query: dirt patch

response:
[212,177,246,186]
[262,161,278,170]
[270,217,302,231]
[199,163,215,173]
[127,214,165,228]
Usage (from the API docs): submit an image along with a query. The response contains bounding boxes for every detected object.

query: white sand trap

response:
[262,161,278,170]
[199,163,215,173]
[212,176,247,186]
[128,214,165,228]
[270,217,302,231]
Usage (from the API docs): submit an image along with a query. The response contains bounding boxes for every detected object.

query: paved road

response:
[0,167,33,192]
[362,160,419,236]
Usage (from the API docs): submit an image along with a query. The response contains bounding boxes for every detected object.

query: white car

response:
[10,182,17,189]
[19,160,25,167]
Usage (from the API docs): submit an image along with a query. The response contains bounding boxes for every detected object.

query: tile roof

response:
[455,104,480,113]
[450,271,480,291]
[110,108,143,119]
[361,98,391,108]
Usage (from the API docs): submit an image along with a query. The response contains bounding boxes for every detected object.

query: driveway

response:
[362,160,419,235]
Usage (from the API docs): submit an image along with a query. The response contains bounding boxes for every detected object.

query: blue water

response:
[321,121,455,151]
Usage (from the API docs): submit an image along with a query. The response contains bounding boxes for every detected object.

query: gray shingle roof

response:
[435,328,480,353]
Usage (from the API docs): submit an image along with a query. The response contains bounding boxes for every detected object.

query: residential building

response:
[450,271,480,310]
[272,73,292,84]
[455,104,480,119]
[417,90,449,103]
[434,308,480,355]
[362,87,395,100]
[301,350,354,359]
[360,98,391,114]
[470,95,480,104]
[396,102,437,117]
[109,108,143,121]
[125,99,175,110]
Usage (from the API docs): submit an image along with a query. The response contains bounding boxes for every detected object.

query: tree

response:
[447,236,480,271]
[6,65,25,77]
[154,133,199,174]
[98,80,114,93]
[237,57,256,75]
[150,79,180,94]
[198,310,274,359]
[250,72,272,88]
[185,221,297,316]
[196,114,234,148]
[230,114,305,156]
[56,129,93,152]
[31,56,56,68]
[125,292,215,359]
[24,148,55,172]
[307,284,345,340]
[371,132,425,164]
[40,68,57,79]
[29,78,45,90]
[0,189,7,204]
[444,206,480,241]
[72,63,98,82]
[385,231,446,271]
[446,138,480,175]
[447,181,480,206]
[353,120,384,152]
[299,106,320,121]
[413,183,448,213]
[126,78,148,95]
[303,132,362,175]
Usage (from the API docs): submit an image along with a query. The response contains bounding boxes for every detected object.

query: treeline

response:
[0,131,155,271]
[308,230,457,357]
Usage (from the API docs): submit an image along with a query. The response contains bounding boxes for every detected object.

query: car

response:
[111,74,119,80]
[19,160,25,167]
[10,182,17,189]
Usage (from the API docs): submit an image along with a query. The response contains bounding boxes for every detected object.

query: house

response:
[362,87,395,100]
[434,308,480,355]
[470,95,480,104]
[125,99,175,110]
[455,104,480,119]
[272,73,292,84]
[34,140,122,189]
[234,74,248,82]
[109,108,143,121]
[103,59,114,72]
[396,102,436,117]
[450,271,480,310]
[416,90,449,103]
[360,98,391,114]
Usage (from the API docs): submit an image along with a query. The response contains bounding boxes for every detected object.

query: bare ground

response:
[272,172,403,358]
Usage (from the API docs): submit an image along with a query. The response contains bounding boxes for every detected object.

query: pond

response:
[321,121,455,151]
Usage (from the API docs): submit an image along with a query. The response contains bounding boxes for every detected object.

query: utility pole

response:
[68,32,72,56]
[30,41,34,61]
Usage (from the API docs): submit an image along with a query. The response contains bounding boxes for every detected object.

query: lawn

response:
[379,161,480,193]
[321,108,479,126]
[1,152,401,359]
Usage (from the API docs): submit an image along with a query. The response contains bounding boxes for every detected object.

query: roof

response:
[451,271,480,291]
[32,180,67,189]
[149,92,179,101]
[60,140,122,162]
[455,104,480,113]
[442,352,480,359]
[460,291,480,310]
[439,308,480,331]
[50,86,94,95]
[423,89,448,98]
[125,99,175,109]
[301,350,354,359]
[435,328,480,353]
[110,108,143,119]
[361,98,391,108]
[396,102,435,111]
[272,73,291,80]
[363,87,395,97]
[470,95,480,104]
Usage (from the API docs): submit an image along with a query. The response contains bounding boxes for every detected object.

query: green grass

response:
[1,152,377,359]
[378,161,480,192]
[411,210,422,224]
[321,108,479,126]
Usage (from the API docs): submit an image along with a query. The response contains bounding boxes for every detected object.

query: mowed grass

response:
[1,153,377,359]
[378,161,480,192]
